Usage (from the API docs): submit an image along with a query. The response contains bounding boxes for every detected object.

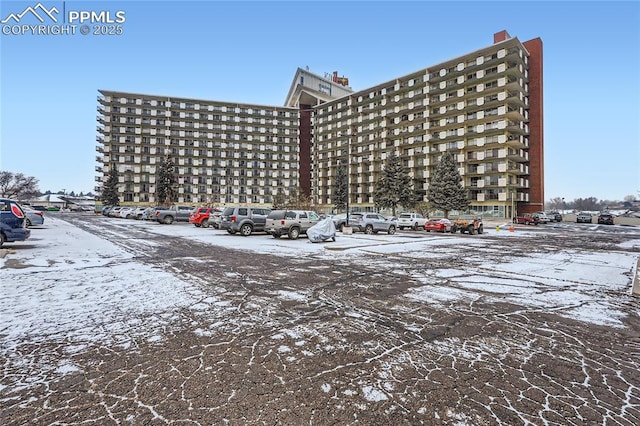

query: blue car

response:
[0,198,31,247]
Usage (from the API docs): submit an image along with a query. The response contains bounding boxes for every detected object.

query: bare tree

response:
[0,171,40,199]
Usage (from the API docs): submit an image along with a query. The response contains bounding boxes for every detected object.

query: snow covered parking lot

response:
[1,214,639,424]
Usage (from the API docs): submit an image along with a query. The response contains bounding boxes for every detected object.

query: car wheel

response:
[227,229,236,235]
[26,218,32,227]
[194,223,201,228]
[477,225,483,234]
[365,225,374,234]
[0,232,5,248]
[272,232,281,239]
[451,225,457,234]
[426,229,431,232]
[467,225,475,235]
[163,216,174,225]
[399,226,404,230]
[387,225,396,235]
[288,227,300,240]
[412,223,420,231]
[202,219,209,228]
[240,224,253,236]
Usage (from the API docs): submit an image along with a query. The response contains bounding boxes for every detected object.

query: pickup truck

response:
[513,213,539,225]
[155,205,195,224]
[397,213,429,231]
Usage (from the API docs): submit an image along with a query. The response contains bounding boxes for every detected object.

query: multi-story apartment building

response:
[96,30,543,218]
[96,93,299,205]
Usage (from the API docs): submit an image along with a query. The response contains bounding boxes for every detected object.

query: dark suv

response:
[0,198,31,248]
[220,206,271,236]
[548,211,563,222]
[597,213,614,225]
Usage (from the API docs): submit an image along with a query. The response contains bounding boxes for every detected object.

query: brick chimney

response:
[494,30,511,43]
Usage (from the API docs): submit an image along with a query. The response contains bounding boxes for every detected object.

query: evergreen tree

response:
[373,152,415,216]
[101,164,120,206]
[156,154,177,205]
[426,151,469,218]
[333,163,347,212]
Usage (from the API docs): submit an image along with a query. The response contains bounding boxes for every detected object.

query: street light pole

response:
[346,133,350,226]
[339,131,350,227]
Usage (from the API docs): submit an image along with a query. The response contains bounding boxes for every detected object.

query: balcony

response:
[96,145,103,153]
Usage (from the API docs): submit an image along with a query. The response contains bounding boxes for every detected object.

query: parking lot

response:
[1,213,639,424]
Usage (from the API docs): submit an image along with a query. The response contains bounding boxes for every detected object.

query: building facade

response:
[96,30,543,217]
[96,93,299,205]
[309,31,543,218]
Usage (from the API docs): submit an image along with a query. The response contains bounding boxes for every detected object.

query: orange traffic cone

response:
[509,224,515,232]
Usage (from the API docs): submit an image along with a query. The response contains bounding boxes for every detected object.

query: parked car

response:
[532,211,550,224]
[189,207,218,228]
[424,218,452,233]
[548,211,562,222]
[352,213,397,235]
[513,213,539,225]
[0,198,31,247]
[132,207,148,220]
[265,210,321,239]
[451,215,484,235]
[576,212,592,224]
[108,206,123,217]
[155,205,195,224]
[211,209,223,229]
[31,205,48,212]
[141,206,164,220]
[331,213,348,231]
[219,206,271,236]
[397,213,428,231]
[119,207,135,219]
[597,213,614,225]
[22,206,45,227]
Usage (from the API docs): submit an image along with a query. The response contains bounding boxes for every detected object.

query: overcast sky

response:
[1,0,638,202]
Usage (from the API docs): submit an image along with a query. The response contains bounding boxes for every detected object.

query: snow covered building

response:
[96,30,543,218]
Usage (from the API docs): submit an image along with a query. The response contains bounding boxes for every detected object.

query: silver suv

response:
[219,206,271,236]
[353,213,397,235]
[265,210,320,240]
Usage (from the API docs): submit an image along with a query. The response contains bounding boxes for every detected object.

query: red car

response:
[424,218,453,233]
[189,207,216,228]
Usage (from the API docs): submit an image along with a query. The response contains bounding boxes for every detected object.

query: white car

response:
[119,207,135,219]
[397,212,428,230]
[533,211,550,223]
